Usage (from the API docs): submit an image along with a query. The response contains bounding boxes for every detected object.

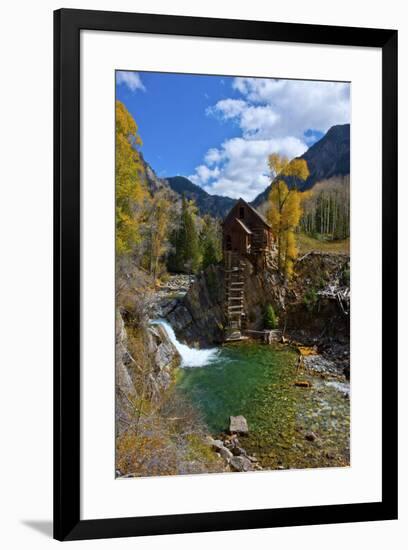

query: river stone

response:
[211,439,225,452]
[232,446,247,457]
[305,431,317,442]
[230,456,254,472]
[219,446,233,462]
[229,415,249,435]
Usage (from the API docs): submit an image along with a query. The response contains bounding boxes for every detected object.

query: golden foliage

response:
[268,153,310,182]
[298,346,318,357]
[266,153,310,278]
[283,158,310,181]
[116,425,178,477]
[115,100,148,255]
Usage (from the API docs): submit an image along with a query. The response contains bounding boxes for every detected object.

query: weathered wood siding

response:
[223,218,250,254]
[222,199,272,255]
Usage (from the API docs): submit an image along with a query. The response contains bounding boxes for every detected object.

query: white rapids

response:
[151,320,219,368]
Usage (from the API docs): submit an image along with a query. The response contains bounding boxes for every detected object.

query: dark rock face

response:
[166,258,287,346]
[167,252,349,347]
[166,264,226,346]
[251,124,350,207]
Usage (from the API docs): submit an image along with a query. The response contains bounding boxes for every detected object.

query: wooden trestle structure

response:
[222,198,274,342]
[224,251,247,341]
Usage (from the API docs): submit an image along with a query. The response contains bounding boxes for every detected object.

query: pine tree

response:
[146,192,172,280]
[264,304,278,329]
[183,197,201,273]
[200,215,222,269]
[168,196,201,274]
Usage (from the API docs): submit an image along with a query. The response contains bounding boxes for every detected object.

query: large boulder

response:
[229,415,249,435]
[230,456,254,472]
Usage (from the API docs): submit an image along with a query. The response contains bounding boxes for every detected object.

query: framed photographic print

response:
[54,8,398,541]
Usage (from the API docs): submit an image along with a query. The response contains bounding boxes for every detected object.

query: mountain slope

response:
[139,157,235,218]
[140,154,178,199]
[140,123,350,218]
[251,124,350,207]
[166,176,235,218]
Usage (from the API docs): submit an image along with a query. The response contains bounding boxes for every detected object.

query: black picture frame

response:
[54,8,398,541]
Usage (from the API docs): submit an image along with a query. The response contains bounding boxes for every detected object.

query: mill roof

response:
[223,198,272,229]
[245,201,271,229]
[234,218,252,234]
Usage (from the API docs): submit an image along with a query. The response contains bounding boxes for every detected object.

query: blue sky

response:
[116,71,350,201]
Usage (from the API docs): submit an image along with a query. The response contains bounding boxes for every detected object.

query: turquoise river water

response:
[157,321,350,470]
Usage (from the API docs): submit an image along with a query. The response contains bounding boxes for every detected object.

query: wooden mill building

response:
[222,198,274,341]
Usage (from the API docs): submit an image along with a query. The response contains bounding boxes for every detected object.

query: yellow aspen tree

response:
[115,100,147,255]
[267,153,309,278]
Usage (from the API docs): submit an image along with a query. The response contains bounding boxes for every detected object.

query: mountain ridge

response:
[141,123,350,218]
[165,176,236,218]
[251,123,350,207]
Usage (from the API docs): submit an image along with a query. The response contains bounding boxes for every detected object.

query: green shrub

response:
[342,267,350,286]
[264,304,278,329]
[303,287,319,311]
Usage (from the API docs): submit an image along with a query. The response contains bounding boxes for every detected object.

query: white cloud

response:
[189,165,220,185]
[232,77,350,137]
[239,106,280,138]
[189,77,350,201]
[116,71,146,92]
[193,136,307,201]
[207,98,247,119]
[204,148,222,166]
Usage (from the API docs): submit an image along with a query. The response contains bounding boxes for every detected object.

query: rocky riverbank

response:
[116,308,182,436]
[147,274,195,319]
[205,435,262,472]
[164,253,349,349]
[116,251,350,476]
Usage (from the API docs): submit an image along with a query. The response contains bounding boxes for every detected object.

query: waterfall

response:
[151,320,219,368]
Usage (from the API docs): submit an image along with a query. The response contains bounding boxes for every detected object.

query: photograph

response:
[115,71,351,478]
[0,0,400,545]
